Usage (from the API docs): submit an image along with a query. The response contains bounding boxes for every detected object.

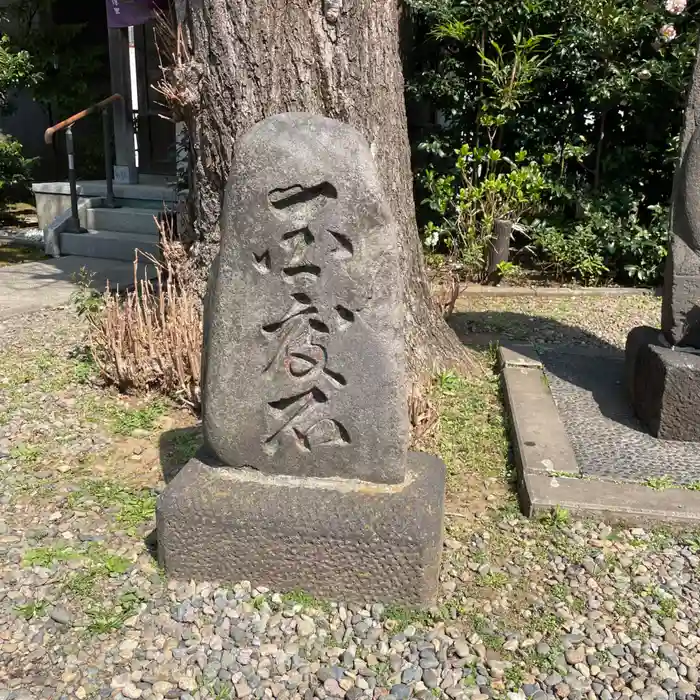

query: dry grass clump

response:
[83,218,202,410]
[408,379,439,446]
[428,263,460,319]
[152,7,201,122]
[78,209,470,419]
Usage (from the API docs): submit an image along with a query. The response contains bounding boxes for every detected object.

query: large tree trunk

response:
[170,0,471,381]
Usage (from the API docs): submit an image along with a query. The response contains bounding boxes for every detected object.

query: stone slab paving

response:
[0,256,156,320]
[540,345,700,485]
[460,286,655,298]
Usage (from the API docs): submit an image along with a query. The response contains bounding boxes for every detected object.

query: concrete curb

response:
[463,285,657,298]
[521,473,700,526]
[499,345,700,526]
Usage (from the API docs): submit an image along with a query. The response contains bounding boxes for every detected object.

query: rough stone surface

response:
[662,50,700,347]
[540,344,700,482]
[663,123,700,346]
[202,113,408,484]
[157,452,445,605]
[626,326,700,441]
[625,325,667,405]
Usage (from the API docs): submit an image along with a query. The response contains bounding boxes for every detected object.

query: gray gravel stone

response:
[565,647,586,665]
[49,606,71,625]
[390,684,411,700]
[453,640,471,658]
[423,669,440,688]
[546,674,564,687]
[401,667,421,684]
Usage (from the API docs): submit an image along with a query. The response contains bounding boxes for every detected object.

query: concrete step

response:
[60,229,161,263]
[114,198,176,211]
[83,206,162,235]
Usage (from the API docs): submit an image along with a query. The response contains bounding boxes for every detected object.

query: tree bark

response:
[170,0,471,382]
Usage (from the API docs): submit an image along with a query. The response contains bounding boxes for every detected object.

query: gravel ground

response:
[3,302,700,700]
[451,295,661,349]
[0,228,43,246]
[0,205,43,247]
[0,204,44,251]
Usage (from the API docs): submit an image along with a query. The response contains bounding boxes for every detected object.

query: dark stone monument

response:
[157,113,446,604]
[626,326,700,441]
[662,126,700,346]
[626,61,700,441]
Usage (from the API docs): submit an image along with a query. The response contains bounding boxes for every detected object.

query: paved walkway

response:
[0,256,153,320]
[541,344,700,485]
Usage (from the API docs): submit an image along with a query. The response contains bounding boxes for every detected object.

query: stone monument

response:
[157,113,446,604]
[626,60,700,441]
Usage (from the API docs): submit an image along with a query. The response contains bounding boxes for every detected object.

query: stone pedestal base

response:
[157,452,446,605]
[626,325,700,441]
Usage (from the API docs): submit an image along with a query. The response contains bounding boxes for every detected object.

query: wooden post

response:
[485,219,512,284]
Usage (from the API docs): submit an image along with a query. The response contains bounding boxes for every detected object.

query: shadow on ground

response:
[144,425,203,561]
[158,424,203,485]
[449,309,648,435]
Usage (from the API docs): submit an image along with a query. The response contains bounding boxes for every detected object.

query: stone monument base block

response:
[157,452,445,605]
[626,325,700,441]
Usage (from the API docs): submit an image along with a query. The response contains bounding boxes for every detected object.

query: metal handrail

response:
[44,93,124,232]
[44,93,123,145]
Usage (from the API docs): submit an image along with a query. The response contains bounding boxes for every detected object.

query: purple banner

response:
[106,0,153,29]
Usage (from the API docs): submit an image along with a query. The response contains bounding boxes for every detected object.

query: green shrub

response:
[529,190,668,285]
[528,220,609,285]
[422,143,550,277]
[0,29,38,203]
[0,134,33,202]
[0,34,38,110]
[406,0,692,286]
[605,202,668,284]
